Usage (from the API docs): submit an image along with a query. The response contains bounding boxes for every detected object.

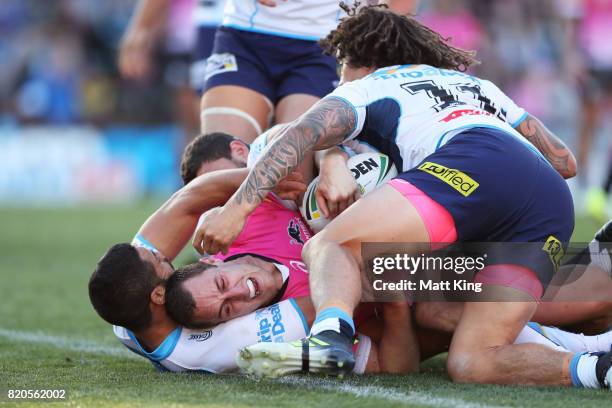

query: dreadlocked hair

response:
[320,2,479,72]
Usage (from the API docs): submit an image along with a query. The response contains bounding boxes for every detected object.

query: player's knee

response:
[446,350,488,384]
[302,233,332,264]
[302,231,349,264]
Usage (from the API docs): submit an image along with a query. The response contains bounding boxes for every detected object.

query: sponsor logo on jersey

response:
[418,161,479,197]
[542,235,564,272]
[440,108,492,123]
[255,303,286,343]
[371,65,481,84]
[204,53,238,81]
[188,331,213,342]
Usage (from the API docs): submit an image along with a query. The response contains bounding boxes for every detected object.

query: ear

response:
[229,140,249,163]
[151,284,166,306]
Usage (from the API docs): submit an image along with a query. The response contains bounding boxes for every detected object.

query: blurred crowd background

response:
[0,0,610,220]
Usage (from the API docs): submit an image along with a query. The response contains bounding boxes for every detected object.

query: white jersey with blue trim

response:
[329,64,535,172]
[113,299,308,373]
[222,0,349,41]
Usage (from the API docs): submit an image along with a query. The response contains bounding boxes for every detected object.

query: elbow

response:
[562,153,578,179]
[567,154,578,179]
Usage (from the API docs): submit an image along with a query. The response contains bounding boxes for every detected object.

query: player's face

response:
[339,64,375,85]
[184,262,283,325]
[135,247,174,280]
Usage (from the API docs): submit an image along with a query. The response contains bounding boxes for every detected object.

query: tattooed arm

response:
[516,115,577,179]
[193,97,357,255]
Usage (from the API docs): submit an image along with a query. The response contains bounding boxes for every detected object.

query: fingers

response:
[193,230,229,256]
[118,49,151,80]
[276,180,307,199]
[257,0,277,6]
[193,229,205,255]
[314,188,330,219]
[285,171,304,183]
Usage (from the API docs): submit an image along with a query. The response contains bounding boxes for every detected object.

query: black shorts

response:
[202,26,338,103]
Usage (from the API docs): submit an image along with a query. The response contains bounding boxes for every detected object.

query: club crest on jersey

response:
[287,219,306,245]
[188,331,213,342]
[418,161,479,197]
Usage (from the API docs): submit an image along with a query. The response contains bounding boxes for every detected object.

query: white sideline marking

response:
[0,327,136,359]
[278,377,509,408]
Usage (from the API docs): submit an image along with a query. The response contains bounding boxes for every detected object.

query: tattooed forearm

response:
[517,115,577,179]
[234,97,357,208]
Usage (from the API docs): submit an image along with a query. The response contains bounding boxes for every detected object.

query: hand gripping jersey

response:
[212,194,313,300]
[329,64,542,172]
[114,299,308,373]
[222,0,350,41]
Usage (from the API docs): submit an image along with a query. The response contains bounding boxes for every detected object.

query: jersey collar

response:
[127,327,182,361]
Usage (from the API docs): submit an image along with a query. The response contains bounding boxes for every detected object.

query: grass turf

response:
[0,203,609,407]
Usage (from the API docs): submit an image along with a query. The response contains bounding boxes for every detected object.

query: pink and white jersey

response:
[212,194,312,299]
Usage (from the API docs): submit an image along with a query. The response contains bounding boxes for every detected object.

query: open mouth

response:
[246,278,260,299]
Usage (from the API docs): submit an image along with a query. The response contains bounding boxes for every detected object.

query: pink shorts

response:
[388,179,457,248]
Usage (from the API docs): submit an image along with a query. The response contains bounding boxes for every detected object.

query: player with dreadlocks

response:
[193,3,612,389]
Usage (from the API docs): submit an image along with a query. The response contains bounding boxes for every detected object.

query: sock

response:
[310,307,355,338]
[570,352,602,389]
[542,326,612,353]
[514,323,568,352]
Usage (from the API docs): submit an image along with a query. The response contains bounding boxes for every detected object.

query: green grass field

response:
[0,203,609,407]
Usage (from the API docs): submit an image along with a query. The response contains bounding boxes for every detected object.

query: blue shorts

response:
[394,128,575,288]
[202,26,338,103]
[191,25,218,93]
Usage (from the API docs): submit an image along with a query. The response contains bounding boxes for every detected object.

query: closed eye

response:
[219,302,230,320]
[215,274,222,293]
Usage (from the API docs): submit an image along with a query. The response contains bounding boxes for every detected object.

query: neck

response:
[131,308,178,352]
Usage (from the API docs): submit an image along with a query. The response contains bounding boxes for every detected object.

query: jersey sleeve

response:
[247,124,288,168]
[169,299,309,373]
[131,234,160,254]
[326,79,369,142]
[480,79,528,128]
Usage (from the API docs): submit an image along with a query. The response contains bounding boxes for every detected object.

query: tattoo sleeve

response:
[233,97,357,208]
[517,115,577,179]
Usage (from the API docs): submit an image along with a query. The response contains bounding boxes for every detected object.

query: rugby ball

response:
[300,152,397,233]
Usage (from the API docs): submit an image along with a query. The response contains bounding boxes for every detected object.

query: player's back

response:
[331,64,538,171]
[222,0,348,40]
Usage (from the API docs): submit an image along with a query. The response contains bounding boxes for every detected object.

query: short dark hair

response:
[180,132,240,185]
[165,262,216,328]
[88,243,163,331]
[319,2,479,72]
